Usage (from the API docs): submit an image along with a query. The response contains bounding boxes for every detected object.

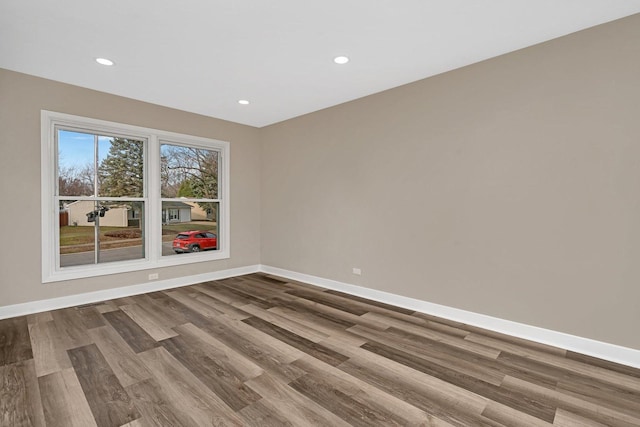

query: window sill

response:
[43,249,230,283]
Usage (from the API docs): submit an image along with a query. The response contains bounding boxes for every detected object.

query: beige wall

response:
[1,14,639,351]
[261,14,640,350]
[0,69,262,306]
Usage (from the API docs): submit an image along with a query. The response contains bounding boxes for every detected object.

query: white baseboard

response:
[260,265,640,369]
[0,264,260,320]
[3,262,639,369]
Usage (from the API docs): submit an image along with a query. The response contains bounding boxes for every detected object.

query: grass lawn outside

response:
[60,222,217,253]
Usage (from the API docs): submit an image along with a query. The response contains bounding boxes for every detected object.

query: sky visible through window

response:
[58,130,111,170]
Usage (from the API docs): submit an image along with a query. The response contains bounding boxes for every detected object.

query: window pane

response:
[160,144,218,198]
[57,131,145,198]
[59,199,95,267]
[59,200,145,267]
[98,136,144,197]
[57,130,96,196]
[162,201,218,256]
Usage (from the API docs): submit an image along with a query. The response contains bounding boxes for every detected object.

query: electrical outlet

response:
[352,267,362,276]
[148,273,159,280]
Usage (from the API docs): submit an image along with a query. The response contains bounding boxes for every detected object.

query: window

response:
[41,111,230,282]
[160,141,220,257]
[56,130,146,268]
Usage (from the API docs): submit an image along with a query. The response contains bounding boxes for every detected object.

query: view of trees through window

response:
[160,143,219,257]
[57,130,220,268]
[161,144,218,199]
[57,130,145,267]
[99,138,144,197]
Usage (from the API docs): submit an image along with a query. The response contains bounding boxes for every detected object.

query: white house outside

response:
[162,201,192,224]
[65,200,130,227]
[64,200,210,227]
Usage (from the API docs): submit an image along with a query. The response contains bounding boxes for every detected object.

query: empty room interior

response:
[1,2,640,426]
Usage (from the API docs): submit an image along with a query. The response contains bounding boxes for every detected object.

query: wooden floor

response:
[2,273,640,426]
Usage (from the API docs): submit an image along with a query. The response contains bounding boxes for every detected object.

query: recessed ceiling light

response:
[238,100,250,105]
[95,57,114,66]
[334,56,349,65]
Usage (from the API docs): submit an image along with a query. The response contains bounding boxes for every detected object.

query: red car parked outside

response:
[172,230,217,253]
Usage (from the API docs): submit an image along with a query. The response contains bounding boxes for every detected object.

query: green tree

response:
[99,138,144,197]
[177,179,195,197]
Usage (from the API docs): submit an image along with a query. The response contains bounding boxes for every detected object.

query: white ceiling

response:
[1,1,639,127]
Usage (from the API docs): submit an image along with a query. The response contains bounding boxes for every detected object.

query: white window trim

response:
[41,110,230,283]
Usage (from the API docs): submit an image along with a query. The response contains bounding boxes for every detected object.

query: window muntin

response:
[42,111,230,282]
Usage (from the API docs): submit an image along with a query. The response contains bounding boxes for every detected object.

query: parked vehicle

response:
[172,230,217,253]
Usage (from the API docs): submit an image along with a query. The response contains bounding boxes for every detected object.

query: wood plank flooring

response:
[1,273,640,426]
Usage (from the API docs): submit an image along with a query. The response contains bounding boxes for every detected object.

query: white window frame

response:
[41,110,230,283]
